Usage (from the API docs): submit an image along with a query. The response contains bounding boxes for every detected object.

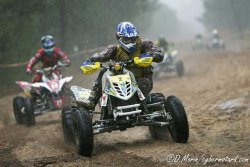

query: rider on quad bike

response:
[155,36,169,52]
[156,36,176,61]
[81,22,164,110]
[26,35,71,102]
[211,29,225,49]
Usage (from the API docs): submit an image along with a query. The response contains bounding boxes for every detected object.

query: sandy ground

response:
[0,51,249,167]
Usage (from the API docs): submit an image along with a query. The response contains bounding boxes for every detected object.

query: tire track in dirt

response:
[0,125,30,167]
[21,148,168,167]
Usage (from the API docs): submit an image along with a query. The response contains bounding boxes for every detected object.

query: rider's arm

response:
[89,45,117,62]
[55,48,71,66]
[26,49,42,71]
[141,40,164,63]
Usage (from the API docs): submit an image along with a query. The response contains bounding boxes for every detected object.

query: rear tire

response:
[24,97,36,127]
[176,60,184,77]
[12,96,25,124]
[62,107,74,143]
[166,96,189,143]
[72,107,93,156]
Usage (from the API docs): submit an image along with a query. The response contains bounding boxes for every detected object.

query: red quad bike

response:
[62,60,189,157]
[12,64,73,127]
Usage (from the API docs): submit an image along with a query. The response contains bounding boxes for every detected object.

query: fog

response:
[162,0,205,35]
[1,0,250,68]
[143,0,206,41]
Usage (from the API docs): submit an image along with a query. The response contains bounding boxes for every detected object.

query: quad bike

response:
[153,50,185,79]
[13,64,73,127]
[62,56,189,157]
[211,38,225,50]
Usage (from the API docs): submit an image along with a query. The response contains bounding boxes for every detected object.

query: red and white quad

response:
[13,65,73,126]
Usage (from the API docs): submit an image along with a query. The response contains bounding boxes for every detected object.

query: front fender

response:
[70,86,91,103]
[32,82,52,92]
[59,76,73,90]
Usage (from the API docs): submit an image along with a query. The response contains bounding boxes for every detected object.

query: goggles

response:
[120,36,138,44]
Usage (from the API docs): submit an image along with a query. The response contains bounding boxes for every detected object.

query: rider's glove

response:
[133,53,153,67]
[80,59,101,74]
[26,68,32,75]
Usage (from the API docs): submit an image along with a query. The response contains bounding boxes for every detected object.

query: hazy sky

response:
[160,0,205,35]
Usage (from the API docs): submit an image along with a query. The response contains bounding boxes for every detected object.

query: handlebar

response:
[99,59,134,74]
[81,52,154,75]
[57,61,69,67]
[100,59,132,68]
[35,62,68,75]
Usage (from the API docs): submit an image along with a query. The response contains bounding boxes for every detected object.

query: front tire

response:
[62,107,74,143]
[12,96,25,124]
[166,96,189,143]
[24,97,36,127]
[72,107,93,156]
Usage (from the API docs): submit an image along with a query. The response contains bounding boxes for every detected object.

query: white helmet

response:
[212,29,218,35]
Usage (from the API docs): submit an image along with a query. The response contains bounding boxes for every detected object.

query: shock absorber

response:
[100,107,106,120]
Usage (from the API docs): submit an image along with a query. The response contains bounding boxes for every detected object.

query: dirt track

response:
[0,51,249,167]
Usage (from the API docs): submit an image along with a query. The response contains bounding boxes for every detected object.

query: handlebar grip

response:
[36,70,43,74]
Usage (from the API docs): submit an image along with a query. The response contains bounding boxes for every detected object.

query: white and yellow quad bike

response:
[61,56,189,157]
[153,50,185,79]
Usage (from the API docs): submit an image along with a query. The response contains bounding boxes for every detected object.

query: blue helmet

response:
[116,22,139,53]
[41,35,55,56]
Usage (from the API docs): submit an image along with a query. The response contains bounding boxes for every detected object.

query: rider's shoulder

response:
[107,44,117,51]
[103,44,117,54]
[93,45,117,59]
[141,39,154,49]
[54,47,62,53]
[142,39,153,46]
[38,48,44,53]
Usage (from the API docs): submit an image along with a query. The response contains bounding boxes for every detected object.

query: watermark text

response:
[166,154,249,165]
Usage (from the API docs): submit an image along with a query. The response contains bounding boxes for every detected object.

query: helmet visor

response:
[43,40,54,49]
[120,36,138,44]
